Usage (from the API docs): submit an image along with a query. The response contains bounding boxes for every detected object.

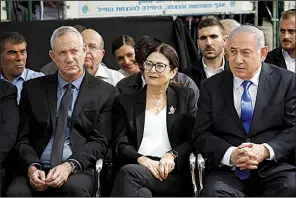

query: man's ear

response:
[101,50,105,58]
[261,46,269,61]
[49,50,55,61]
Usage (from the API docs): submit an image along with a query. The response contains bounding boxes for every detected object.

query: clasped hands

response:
[27,162,72,191]
[137,153,175,181]
[231,143,270,170]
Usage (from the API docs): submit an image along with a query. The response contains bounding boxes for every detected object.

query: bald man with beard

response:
[81,29,124,86]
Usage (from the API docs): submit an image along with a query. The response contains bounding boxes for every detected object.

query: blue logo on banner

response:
[82,4,92,14]
[230,1,235,7]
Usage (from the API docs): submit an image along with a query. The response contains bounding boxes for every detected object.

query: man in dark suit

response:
[265,9,295,72]
[193,25,296,196]
[184,18,229,88]
[6,26,118,197]
[0,81,19,196]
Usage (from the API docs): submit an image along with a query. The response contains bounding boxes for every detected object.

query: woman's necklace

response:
[147,91,166,113]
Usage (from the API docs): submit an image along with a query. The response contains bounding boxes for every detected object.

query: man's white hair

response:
[228,25,265,51]
[50,26,83,50]
[220,19,241,35]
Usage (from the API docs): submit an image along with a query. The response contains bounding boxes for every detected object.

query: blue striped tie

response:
[235,81,253,180]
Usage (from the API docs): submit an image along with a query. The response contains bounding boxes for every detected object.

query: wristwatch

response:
[68,161,78,174]
[168,150,178,159]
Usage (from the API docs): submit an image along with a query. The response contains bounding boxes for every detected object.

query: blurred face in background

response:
[198,25,226,59]
[81,29,105,74]
[1,41,27,81]
[114,44,139,74]
[279,16,296,53]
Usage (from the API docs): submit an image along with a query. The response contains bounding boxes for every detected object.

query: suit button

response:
[246,138,250,143]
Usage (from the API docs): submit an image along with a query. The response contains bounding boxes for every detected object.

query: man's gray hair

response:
[228,25,265,51]
[220,19,241,35]
[50,26,83,50]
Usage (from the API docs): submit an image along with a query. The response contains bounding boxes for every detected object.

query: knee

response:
[201,181,241,197]
[117,164,141,177]
[6,182,32,197]
[61,180,92,197]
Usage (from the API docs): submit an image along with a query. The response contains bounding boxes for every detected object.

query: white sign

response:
[1,1,7,21]
[65,1,254,19]
[284,1,295,10]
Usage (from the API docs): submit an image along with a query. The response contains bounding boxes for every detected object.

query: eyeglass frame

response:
[143,60,169,73]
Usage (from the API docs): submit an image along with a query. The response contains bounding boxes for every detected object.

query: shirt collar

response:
[202,56,225,71]
[95,63,109,79]
[0,68,28,81]
[58,70,85,90]
[282,49,295,60]
[141,73,146,88]
[233,65,261,90]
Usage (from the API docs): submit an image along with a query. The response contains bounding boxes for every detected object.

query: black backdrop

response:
[0,16,175,71]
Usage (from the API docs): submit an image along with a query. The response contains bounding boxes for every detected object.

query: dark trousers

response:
[201,165,296,197]
[6,168,95,197]
[111,164,191,197]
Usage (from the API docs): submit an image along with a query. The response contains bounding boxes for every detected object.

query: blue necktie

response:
[235,81,253,180]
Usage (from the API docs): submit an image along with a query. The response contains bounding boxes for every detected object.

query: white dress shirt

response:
[138,107,172,158]
[202,56,225,78]
[282,50,296,73]
[221,66,275,166]
[95,64,125,86]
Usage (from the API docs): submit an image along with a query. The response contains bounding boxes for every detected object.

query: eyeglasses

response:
[143,61,168,73]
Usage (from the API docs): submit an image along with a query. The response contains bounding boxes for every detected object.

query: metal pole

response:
[272,1,279,49]
[254,1,258,26]
[28,0,33,21]
[7,0,12,21]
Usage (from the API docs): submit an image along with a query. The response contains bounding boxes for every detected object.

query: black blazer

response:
[15,72,118,172]
[265,47,287,69]
[0,81,19,195]
[112,84,197,172]
[193,63,296,174]
[183,56,230,89]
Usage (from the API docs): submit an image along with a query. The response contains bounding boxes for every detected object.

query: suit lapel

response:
[166,86,177,135]
[71,72,91,126]
[221,71,246,133]
[249,63,273,135]
[135,89,146,149]
[276,47,287,69]
[46,74,58,133]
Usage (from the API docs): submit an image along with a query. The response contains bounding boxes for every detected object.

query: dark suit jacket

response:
[193,63,296,175]
[15,72,118,173]
[0,81,19,195]
[183,56,229,89]
[265,47,287,69]
[112,84,197,172]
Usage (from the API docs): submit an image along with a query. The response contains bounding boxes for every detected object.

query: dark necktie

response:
[51,83,73,168]
[235,80,253,180]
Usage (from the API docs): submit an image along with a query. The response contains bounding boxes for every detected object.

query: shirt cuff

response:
[29,163,42,170]
[221,146,236,166]
[262,143,276,161]
[66,159,82,172]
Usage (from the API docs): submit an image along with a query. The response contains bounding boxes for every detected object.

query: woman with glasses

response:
[111,44,197,197]
[112,35,140,77]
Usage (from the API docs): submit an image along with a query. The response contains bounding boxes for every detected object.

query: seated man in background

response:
[0,32,44,103]
[183,18,229,88]
[220,18,241,60]
[116,35,199,102]
[0,81,19,196]
[265,9,295,73]
[6,26,118,197]
[81,29,124,86]
[193,25,295,197]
